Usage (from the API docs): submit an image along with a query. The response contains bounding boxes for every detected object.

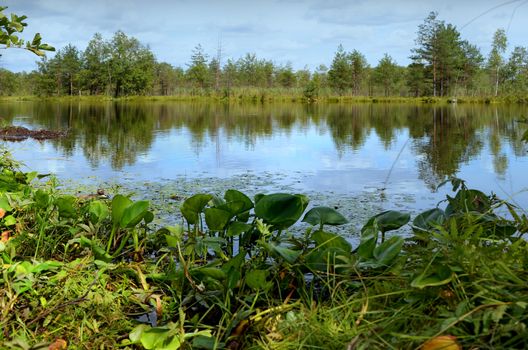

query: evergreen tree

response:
[503,46,528,93]
[328,45,351,94]
[60,44,82,95]
[187,44,209,89]
[348,50,368,95]
[373,54,400,96]
[411,12,470,97]
[406,63,427,97]
[458,41,483,95]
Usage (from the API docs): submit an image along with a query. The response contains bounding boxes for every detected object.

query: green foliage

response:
[488,28,508,96]
[373,53,401,96]
[302,206,348,230]
[186,44,210,89]
[411,11,483,97]
[412,208,446,234]
[254,193,308,229]
[302,78,319,102]
[129,323,212,349]
[328,44,352,94]
[1,149,528,349]
[36,31,155,97]
[0,6,54,57]
[181,194,213,225]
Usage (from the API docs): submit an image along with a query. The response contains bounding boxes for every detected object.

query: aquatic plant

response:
[1,149,527,349]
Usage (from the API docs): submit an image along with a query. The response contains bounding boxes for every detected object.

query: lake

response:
[1,101,527,216]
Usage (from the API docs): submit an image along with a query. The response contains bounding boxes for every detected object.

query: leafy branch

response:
[0,6,54,57]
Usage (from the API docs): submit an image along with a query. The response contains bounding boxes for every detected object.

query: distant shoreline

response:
[1,94,527,104]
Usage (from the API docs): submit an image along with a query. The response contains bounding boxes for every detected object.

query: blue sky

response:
[2,0,528,72]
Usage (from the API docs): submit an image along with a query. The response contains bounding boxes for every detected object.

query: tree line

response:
[0,11,527,98]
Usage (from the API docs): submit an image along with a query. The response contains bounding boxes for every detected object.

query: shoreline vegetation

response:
[1,149,528,349]
[1,92,528,104]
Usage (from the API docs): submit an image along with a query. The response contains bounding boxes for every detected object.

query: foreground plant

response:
[1,149,527,349]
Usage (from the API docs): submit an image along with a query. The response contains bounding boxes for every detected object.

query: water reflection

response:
[0,101,526,200]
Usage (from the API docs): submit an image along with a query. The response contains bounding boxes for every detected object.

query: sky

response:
[1,0,528,72]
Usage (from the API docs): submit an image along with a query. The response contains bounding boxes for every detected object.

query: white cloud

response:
[1,0,527,72]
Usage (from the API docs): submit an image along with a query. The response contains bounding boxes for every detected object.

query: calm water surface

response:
[1,101,527,210]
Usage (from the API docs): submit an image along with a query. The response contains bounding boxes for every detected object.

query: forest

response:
[0,12,527,99]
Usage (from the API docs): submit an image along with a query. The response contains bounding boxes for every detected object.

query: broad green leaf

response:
[373,210,410,233]
[25,171,39,182]
[302,206,348,227]
[305,246,349,271]
[181,194,213,225]
[34,189,50,209]
[140,327,172,349]
[4,215,16,226]
[0,194,12,211]
[254,193,265,205]
[31,32,41,46]
[412,208,446,233]
[165,235,180,248]
[111,195,132,227]
[88,200,109,224]
[260,241,301,263]
[121,200,149,228]
[373,236,403,266]
[311,230,351,252]
[210,195,225,208]
[79,236,112,262]
[157,335,182,350]
[246,269,271,290]
[446,189,490,215]
[38,43,55,51]
[129,324,149,343]
[226,221,252,237]
[357,220,379,260]
[224,189,253,214]
[204,207,233,231]
[254,193,309,228]
[157,226,183,248]
[144,211,154,224]
[236,210,250,223]
[55,195,77,219]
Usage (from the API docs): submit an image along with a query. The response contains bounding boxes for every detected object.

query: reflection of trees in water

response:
[325,104,370,155]
[411,106,484,190]
[0,101,526,189]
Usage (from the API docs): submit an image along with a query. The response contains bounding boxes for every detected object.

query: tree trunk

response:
[494,66,500,97]
[433,59,437,97]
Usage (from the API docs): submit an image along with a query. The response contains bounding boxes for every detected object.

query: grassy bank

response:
[1,149,527,349]
[1,90,528,105]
